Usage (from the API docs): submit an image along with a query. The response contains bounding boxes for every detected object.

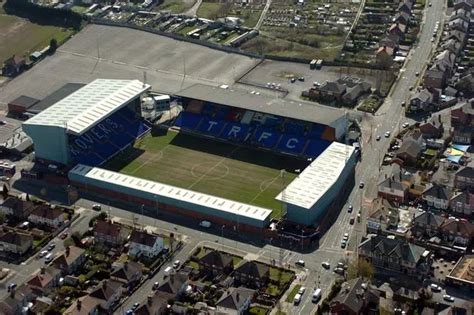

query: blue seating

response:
[197,118,226,136]
[304,139,331,157]
[284,120,307,136]
[220,122,249,142]
[175,112,202,130]
[263,116,284,127]
[309,124,326,138]
[277,135,306,155]
[252,128,280,148]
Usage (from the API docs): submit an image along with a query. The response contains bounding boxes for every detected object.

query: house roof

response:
[27,83,85,114]
[378,178,406,192]
[129,230,160,247]
[111,261,143,282]
[27,266,61,289]
[450,191,474,205]
[23,79,150,135]
[135,291,172,315]
[7,96,39,110]
[394,11,410,23]
[419,122,441,134]
[29,205,63,220]
[332,278,380,314]
[413,211,445,227]
[456,166,474,178]
[343,83,371,101]
[200,250,233,268]
[234,260,269,279]
[64,295,101,315]
[157,272,188,295]
[359,235,426,264]
[89,279,122,301]
[440,219,474,236]
[216,287,255,311]
[53,246,85,269]
[319,81,346,94]
[423,184,451,200]
[412,89,432,102]
[0,197,34,214]
[397,139,423,158]
[0,230,32,247]
[93,220,127,239]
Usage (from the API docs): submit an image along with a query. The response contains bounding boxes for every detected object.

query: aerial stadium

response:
[22,79,356,239]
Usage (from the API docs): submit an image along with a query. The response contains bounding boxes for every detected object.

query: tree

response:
[49,38,58,54]
[0,213,5,224]
[2,184,8,199]
[347,258,375,280]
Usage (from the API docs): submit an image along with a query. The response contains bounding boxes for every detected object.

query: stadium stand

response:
[69,107,150,166]
[174,100,334,158]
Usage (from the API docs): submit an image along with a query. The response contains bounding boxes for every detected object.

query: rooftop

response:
[276,142,355,209]
[447,255,474,285]
[23,79,150,135]
[176,84,345,126]
[69,165,273,222]
[27,83,84,114]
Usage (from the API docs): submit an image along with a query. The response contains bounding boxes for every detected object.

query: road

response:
[255,0,272,30]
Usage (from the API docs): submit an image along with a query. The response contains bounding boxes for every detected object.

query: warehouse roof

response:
[23,79,150,134]
[7,95,39,110]
[27,83,85,114]
[176,84,345,126]
[69,164,272,222]
[276,142,355,209]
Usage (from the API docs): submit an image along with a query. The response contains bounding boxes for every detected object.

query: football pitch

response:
[105,130,307,218]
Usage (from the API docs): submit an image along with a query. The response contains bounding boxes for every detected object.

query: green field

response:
[105,131,304,217]
[0,7,74,64]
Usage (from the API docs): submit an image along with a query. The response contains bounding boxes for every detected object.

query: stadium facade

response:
[23,79,151,166]
[23,79,355,234]
[276,142,356,225]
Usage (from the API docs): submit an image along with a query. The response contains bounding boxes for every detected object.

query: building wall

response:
[286,148,356,226]
[23,125,69,165]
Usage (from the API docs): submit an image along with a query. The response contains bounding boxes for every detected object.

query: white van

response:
[294,293,302,305]
[199,221,211,228]
[312,288,322,303]
[164,266,173,274]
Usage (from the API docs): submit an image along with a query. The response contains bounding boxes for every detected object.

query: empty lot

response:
[0,24,259,107]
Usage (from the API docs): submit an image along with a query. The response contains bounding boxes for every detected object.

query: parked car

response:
[376,135,381,141]
[430,283,442,292]
[298,76,305,82]
[60,232,68,240]
[334,267,344,274]
[132,302,140,310]
[348,205,353,212]
[322,262,330,269]
[384,131,391,138]
[349,217,355,225]
[47,243,56,251]
[92,204,101,211]
[298,287,306,295]
[312,288,322,303]
[295,260,305,267]
[294,293,302,305]
[152,281,159,290]
[290,77,296,83]
[173,260,180,269]
[7,283,17,292]
[443,294,454,302]
[359,182,365,189]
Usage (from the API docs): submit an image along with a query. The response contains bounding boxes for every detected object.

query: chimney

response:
[65,246,70,257]
[40,267,46,274]
[77,299,82,310]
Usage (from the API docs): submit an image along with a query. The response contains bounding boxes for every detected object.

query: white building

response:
[128,230,164,259]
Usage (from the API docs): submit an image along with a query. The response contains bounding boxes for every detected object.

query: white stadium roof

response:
[69,164,273,222]
[276,142,355,209]
[23,79,150,135]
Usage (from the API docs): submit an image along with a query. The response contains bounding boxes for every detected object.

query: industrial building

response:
[276,142,356,226]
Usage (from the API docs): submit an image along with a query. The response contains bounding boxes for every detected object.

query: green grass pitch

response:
[105,130,307,218]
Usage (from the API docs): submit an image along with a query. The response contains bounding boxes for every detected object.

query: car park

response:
[295,260,305,267]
